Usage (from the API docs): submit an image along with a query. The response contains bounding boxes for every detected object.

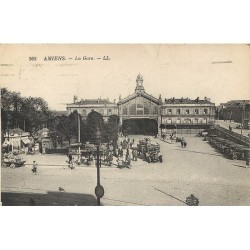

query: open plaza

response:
[2,135,250,206]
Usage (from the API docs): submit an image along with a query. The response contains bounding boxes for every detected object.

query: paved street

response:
[2,135,250,206]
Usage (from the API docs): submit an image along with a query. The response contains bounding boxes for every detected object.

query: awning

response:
[21,138,31,145]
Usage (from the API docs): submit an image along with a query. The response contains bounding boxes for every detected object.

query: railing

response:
[214,125,250,146]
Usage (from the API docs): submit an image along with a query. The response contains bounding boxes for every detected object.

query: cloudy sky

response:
[0,44,249,110]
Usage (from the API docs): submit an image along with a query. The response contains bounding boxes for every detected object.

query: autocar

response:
[141,142,162,163]
[137,138,151,155]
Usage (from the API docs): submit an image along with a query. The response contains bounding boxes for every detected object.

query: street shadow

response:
[153,187,188,206]
[1,191,100,206]
[102,197,147,206]
[174,148,222,157]
[233,164,247,169]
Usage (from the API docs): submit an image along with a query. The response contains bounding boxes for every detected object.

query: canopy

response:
[21,138,31,145]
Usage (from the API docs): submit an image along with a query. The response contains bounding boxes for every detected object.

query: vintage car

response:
[137,138,151,155]
[137,140,162,163]
[145,146,163,163]
[228,144,248,160]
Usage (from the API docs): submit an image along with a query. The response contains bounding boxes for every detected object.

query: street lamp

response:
[240,101,246,139]
[94,127,104,206]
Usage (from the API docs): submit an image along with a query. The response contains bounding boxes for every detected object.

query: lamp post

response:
[240,101,246,139]
[78,113,81,162]
[95,127,104,206]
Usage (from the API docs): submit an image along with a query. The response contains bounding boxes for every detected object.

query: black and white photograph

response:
[1,44,249,206]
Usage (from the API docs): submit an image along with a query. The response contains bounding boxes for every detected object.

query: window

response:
[194,109,199,115]
[167,119,172,124]
[122,106,128,115]
[194,119,198,124]
[130,104,136,115]
[176,119,181,124]
[99,109,104,115]
[108,109,112,115]
[82,109,87,116]
[137,109,143,115]
[204,108,208,114]
[168,109,172,115]
[176,109,181,115]
[144,106,149,115]
[186,109,190,115]
[152,106,158,115]
[136,103,144,115]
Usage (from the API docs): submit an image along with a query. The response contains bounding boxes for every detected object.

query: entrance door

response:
[122,118,158,135]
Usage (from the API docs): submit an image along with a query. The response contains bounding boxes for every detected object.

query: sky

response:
[0,44,249,110]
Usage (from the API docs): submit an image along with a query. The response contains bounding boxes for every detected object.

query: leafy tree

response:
[83,111,104,144]
[1,88,54,135]
[56,110,82,149]
[104,115,119,145]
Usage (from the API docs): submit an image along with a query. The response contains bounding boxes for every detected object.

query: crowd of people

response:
[64,136,139,169]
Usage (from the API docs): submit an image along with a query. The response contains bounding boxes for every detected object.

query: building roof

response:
[54,111,68,116]
[9,128,24,135]
[118,92,159,105]
[163,98,214,105]
[67,98,116,106]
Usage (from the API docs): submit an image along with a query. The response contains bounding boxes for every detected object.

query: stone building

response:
[66,97,118,122]
[117,74,161,135]
[161,97,215,130]
[66,74,216,135]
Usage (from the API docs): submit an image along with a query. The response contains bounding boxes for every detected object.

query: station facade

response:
[66,74,216,135]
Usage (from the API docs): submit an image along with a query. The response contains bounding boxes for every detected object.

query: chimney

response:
[73,95,78,103]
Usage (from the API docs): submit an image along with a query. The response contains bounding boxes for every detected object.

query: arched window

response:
[82,109,87,116]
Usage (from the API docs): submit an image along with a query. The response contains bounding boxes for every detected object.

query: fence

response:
[214,125,250,146]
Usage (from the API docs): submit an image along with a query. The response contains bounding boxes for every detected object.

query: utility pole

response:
[78,113,81,161]
[240,101,245,139]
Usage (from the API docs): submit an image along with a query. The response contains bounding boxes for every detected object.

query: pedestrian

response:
[68,154,72,164]
[32,161,38,173]
[118,148,123,157]
[126,153,131,167]
[117,156,123,168]
[186,194,199,206]
[126,148,129,156]
[132,149,138,161]
[246,154,250,168]
[69,160,75,170]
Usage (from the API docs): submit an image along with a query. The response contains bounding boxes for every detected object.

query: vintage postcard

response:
[1,44,250,206]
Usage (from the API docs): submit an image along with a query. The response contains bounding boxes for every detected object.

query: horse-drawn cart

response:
[2,154,26,168]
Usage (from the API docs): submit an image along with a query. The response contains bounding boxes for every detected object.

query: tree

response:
[83,111,104,143]
[56,111,82,149]
[1,88,54,135]
[104,115,119,145]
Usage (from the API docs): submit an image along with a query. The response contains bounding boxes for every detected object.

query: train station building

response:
[66,74,216,135]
